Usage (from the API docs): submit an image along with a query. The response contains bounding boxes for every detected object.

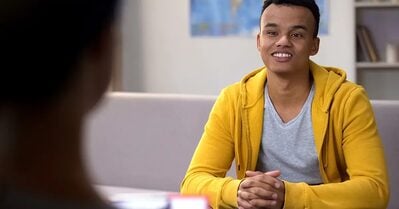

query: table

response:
[95,185,208,209]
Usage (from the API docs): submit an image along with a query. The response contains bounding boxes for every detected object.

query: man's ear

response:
[310,37,320,56]
[256,33,261,51]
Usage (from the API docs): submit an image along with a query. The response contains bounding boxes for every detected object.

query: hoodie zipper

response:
[240,83,253,175]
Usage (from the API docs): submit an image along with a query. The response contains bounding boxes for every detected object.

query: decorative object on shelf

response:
[356,25,370,62]
[356,25,379,62]
[386,42,399,63]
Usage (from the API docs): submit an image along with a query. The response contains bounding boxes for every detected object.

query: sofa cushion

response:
[84,92,216,192]
[371,100,399,209]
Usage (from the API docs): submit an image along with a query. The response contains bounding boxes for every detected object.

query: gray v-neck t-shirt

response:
[256,84,322,184]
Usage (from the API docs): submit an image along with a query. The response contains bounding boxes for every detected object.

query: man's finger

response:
[237,196,255,209]
[265,170,281,177]
[245,170,263,177]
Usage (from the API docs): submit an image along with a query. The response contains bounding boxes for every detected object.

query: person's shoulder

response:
[339,79,367,97]
[219,66,266,97]
[332,80,371,109]
[215,81,241,105]
[313,62,365,98]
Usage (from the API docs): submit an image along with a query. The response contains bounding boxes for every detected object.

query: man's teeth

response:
[273,53,292,58]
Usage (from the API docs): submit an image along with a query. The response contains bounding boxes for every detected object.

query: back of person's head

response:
[0,0,120,106]
[261,0,320,37]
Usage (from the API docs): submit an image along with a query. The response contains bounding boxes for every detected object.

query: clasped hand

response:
[237,170,285,209]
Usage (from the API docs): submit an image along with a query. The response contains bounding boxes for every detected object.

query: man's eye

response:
[291,33,303,38]
[266,31,277,36]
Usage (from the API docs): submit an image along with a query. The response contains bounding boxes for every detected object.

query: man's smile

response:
[272,52,293,58]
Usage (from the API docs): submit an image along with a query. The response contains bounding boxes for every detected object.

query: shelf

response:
[356,62,399,68]
[355,1,399,8]
[355,1,399,100]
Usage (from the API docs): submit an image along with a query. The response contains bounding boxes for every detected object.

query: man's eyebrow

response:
[263,23,308,31]
[264,23,278,28]
[291,25,308,31]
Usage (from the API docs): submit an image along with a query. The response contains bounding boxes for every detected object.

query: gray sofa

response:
[372,100,399,209]
[84,92,217,192]
[84,92,399,208]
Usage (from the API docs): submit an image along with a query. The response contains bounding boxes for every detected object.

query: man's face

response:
[257,4,319,75]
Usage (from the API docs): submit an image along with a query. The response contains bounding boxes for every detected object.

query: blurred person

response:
[0,0,120,208]
[181,0,389,208]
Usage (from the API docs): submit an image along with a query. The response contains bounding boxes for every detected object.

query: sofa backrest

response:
[84,92,216,192]
[371,100,399,209]
[85,93,399,207]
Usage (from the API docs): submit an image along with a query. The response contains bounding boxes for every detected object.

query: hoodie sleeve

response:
[283,86,389,209]
[180,86,242,209]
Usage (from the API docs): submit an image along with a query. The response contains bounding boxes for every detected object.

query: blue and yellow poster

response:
[190,0,329,37]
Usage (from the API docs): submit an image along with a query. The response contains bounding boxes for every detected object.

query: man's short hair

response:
[261,0,320,37]
[0,0,120,105]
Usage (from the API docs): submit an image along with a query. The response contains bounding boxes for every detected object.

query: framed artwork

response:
[190,0,329,37]
[317,0,329,35]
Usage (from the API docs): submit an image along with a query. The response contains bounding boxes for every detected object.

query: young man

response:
[181,0,389,208]
[0,0,120,208]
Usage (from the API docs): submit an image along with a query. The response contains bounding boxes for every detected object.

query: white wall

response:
[121,0,355,95]
[313,0,355,80]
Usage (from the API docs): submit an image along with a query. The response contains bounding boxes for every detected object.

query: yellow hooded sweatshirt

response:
[180,61,389,209]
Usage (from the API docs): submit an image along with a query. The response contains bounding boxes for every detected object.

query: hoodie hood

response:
[239,60,348,112]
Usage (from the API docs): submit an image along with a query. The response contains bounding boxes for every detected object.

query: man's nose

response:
[275,35,291,47]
